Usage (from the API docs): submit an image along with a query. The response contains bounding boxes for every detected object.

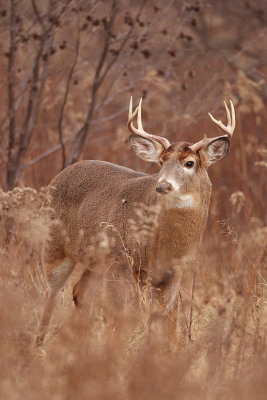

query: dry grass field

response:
[0,0,267,399]
[0,150,266,399]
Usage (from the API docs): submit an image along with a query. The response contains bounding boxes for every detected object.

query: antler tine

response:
[137,98,143,130]
[128,96,139,133]
[128,95,133,120]
[230,99,236,134]
[127,97,171,149]
[208,99,236,138]
[189,100,236,153]
[224,101,231,127]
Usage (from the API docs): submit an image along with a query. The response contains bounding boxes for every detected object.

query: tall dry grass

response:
[1,0,266,397]
[0,149,266,400]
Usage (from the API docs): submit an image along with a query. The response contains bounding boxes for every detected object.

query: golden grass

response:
[0,181,266,400]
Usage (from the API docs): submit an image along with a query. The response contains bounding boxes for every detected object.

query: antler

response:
[190,100,236,152]
[128,97,171,149]
[208,100,236,137]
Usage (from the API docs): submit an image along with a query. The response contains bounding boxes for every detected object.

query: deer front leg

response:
[36,257,75,347]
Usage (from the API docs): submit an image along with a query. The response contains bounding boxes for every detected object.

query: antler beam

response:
[190,100,236,152]
[127,97,171,149]
[208,100,236,138]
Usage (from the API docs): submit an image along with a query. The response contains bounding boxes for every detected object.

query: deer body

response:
[47,158,210,278]
[48,161,156,265]
[37,98,235,345]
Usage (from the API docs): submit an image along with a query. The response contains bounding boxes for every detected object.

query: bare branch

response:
[65,0,148,167]
[57,13,81,169]
[98,0,148,87]
[6,0,17,188]
[26,144,63,167]
[91,105,128,125]
[6,0,74,187]
[31,0,46,32]
[64,0,118,166]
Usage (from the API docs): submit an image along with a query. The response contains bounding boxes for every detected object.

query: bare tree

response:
[63,0,148,167]
[4,0,73,188]
[1,0,266,191]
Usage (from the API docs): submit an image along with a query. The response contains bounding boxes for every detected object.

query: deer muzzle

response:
[156,180,173,195]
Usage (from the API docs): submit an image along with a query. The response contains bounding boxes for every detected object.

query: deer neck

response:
[153,187,211,263]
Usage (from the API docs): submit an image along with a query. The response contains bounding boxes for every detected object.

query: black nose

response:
[156,181,173,194]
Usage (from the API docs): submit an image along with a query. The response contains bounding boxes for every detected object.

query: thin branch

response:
[91,105,128,125]
[26,144,63,167]
[64,0,118,166]
[94,50,135,113]
[65,0,148,167]
[94,83,135,115]
[57,14,80,169]
[98,0,147,87]
[16,28,54,166]
[6,0,17,188]
[31,0,46,32]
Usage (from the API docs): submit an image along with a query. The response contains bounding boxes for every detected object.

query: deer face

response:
[155,139,229,198]
[156,142,199,196]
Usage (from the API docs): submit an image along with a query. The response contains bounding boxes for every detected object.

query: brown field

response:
[0,1,267,399]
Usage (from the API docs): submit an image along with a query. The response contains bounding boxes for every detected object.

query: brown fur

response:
[161,142,195,161]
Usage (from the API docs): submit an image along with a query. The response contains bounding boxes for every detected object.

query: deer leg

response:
[72,269,91,309]
[36,257,75,346]
[163,276,181,314]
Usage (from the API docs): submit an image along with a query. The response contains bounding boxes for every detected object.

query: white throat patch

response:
[176,194,195,208]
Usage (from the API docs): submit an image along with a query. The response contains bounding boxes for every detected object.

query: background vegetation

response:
[0,0,266,399]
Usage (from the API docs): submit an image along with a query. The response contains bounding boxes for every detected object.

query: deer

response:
[36,97,236,345]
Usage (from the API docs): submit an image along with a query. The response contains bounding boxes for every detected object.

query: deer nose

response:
[156,181,173,194]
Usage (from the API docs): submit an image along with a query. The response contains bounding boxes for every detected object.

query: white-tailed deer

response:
[37,97,236,345]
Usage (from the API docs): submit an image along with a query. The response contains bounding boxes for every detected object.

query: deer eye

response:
[185,161,194,168]
[159,160,163,166]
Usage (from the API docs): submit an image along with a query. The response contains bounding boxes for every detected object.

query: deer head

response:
[128,97,236,203]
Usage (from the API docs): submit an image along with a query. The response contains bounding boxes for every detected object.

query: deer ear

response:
[129,134,165,162]
[199,137,230,167]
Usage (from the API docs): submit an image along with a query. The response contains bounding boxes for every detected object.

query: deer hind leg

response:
[72,269,91,309]
[36,257,75,346]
